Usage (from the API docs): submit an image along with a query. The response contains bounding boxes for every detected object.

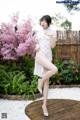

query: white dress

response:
[33,25,56,77]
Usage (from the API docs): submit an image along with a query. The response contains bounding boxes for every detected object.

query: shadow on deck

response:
[25,99,80,120]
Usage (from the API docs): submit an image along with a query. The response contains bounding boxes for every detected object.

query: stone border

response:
[0,93,42,100]
[50,84,80,88]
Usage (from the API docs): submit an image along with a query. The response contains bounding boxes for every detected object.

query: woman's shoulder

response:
[32,24,47,42]
[32,24,43,33]
[45,25,57,37]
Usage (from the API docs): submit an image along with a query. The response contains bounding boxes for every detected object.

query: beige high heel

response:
[42,105,48,117]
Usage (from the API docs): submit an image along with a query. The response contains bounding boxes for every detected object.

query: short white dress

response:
[33,25,56,77]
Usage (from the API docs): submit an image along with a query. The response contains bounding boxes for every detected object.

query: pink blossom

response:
[0,15,37,60]
[16,42,27,56]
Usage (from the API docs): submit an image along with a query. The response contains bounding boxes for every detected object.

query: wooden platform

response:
[25,99,80,120]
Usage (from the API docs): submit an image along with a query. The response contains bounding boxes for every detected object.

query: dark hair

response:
[40,15,52,26]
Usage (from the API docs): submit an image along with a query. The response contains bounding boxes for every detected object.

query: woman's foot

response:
[38,79,43,94]
[42,105,48,116]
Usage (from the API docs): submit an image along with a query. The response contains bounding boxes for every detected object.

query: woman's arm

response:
[35,43,40,52]
[50,30,57,48]
[50,36,57,48]
[32,30,40,52]
[44,29,57,48]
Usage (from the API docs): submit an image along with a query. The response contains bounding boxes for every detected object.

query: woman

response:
[34,15,58,116]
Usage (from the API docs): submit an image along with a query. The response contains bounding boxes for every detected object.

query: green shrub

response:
[50,59,80,85]
[0,56,38,97]
[0,55,80,97]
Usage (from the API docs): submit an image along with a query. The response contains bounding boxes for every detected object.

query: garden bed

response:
[0,84,80,100]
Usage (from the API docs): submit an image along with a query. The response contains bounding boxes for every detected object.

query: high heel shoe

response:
[38,79,43,94]
[42,105,48,117]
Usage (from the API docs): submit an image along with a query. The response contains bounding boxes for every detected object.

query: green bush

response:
[0,56,39,97]
[50,59,80,85]
[0,55,80,97]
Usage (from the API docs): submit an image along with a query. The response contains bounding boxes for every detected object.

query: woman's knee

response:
[51,66,58,74]
[44,79,49,85]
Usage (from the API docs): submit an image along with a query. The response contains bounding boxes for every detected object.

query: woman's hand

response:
[35,44,40,52]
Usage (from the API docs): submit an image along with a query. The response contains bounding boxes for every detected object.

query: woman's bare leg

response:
[42,69,49,116]
[36,51,58,94]
[42,80,49,116]
[35,51,58,116]
[35,51,58,81]
[38,78,43,94]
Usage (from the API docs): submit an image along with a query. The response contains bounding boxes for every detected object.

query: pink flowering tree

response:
[0,15,37,60]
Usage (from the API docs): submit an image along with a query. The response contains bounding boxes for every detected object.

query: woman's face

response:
[40,20,48,29]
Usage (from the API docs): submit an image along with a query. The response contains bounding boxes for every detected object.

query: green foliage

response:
[50,59,80,85]
[61,19,72,30]
[52,14,72,30]
[0,55,80,97]
[0,71,25,94]
[0,56,38,97]
[52,13,66,27]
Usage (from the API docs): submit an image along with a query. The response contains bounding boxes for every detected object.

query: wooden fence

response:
[55,31,80,64]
